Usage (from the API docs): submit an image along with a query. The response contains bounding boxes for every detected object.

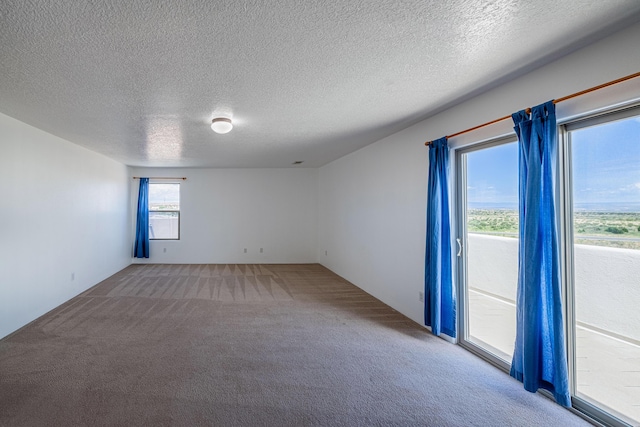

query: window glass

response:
[149,183,180,240]
[460,141,519,362]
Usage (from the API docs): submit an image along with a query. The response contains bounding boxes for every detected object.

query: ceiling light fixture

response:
[211,117,233,134]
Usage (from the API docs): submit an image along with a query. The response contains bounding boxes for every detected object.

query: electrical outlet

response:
[418,291,424,303]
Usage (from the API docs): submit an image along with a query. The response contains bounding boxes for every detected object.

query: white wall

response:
[0,113,132,339]
[468,234,640,343]
[467,234,518,302]
[317,132,428,320]
[129,168,318,264]
[317,21,640,327]
[574,244,640,342]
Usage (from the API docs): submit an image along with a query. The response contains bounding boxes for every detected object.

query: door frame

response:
[454,135,518,372]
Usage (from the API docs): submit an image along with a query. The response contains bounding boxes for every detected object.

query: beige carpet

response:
[0,264,590,426]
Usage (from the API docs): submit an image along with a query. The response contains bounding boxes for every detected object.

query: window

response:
[149,183,180,240]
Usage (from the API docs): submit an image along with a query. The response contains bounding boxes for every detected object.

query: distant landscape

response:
[467,208,640,250]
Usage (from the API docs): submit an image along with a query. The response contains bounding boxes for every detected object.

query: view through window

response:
[149,183,180,240]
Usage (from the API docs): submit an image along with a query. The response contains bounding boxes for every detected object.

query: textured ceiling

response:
[1,1,640,168]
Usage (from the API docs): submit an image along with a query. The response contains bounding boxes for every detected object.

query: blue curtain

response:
[510,101,570,407]
[425,137,455,337]
[134,178,150,258]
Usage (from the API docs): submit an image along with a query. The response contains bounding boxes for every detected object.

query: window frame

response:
[148,181,181,241]
[455,134,519,372]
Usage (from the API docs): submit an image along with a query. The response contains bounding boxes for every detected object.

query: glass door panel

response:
[459,140,519,363]
[568,113,640,424]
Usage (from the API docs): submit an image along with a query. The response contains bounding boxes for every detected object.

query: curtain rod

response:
[132,177,187,180]
[425,70,640,146]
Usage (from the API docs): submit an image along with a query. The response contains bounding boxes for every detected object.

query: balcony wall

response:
[149,216,179,239]
[467,234,640,342]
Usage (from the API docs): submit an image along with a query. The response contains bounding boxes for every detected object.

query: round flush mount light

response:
[211,117,233,134]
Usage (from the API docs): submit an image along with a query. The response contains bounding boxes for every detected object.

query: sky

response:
[466,141,518,207]
[571,117,640,207]
[149,183,180,205]
[466,115,640,210]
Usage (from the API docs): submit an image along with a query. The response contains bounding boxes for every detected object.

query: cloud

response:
[610,183,640,195]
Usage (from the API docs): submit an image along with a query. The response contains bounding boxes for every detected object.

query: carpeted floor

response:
[0,264,591,426]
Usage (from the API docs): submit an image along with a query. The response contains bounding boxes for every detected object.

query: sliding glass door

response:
[455,106,640,426]
[564,108,640,425]
[457,138,519,365]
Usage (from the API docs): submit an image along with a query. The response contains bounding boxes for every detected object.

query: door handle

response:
[456,238,462,257]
